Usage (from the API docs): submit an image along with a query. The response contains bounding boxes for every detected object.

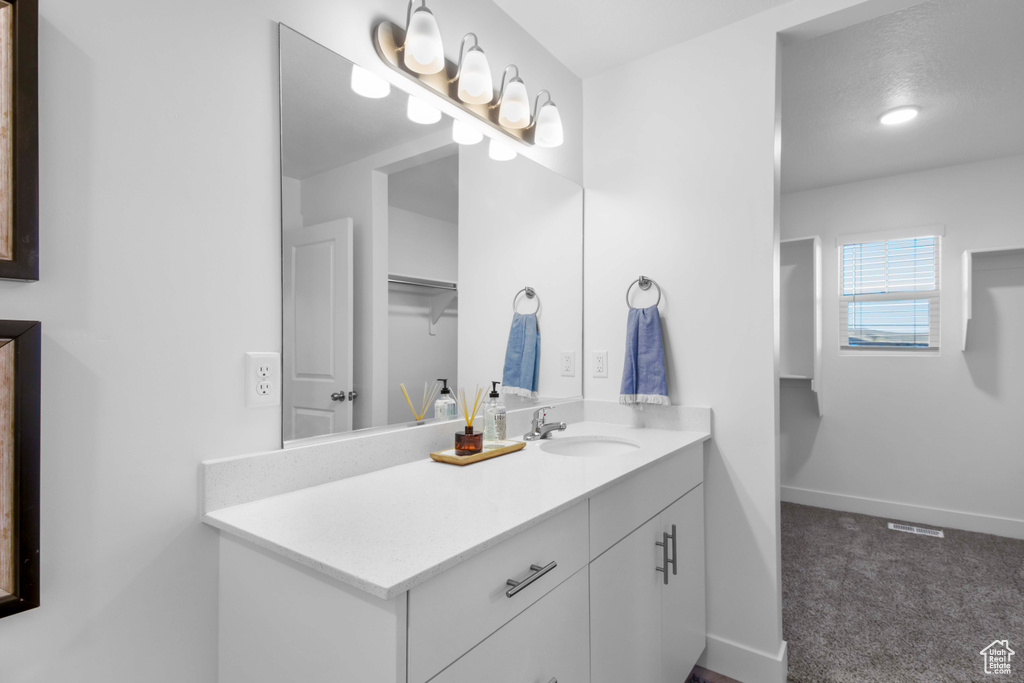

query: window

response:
[838,231,941,350]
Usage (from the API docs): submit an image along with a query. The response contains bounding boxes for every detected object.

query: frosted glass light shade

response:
[880,106,920,125]
[488,139,516,161]
[407,95,441,124]
[404,7,445,75]
[457,48,493,104]
[498,79,530,129]
[350,65,390,99]
[452,119,483,145]
[534,102,563,148]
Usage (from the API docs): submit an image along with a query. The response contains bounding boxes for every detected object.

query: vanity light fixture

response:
[880,106,920,126]
[350,64,391,99]
[495,65,531,130]
[407,95,441,124]
[452,119,483,145]
[403,0,445,75]
[531,91,563,148]
[488,138,517,161]
[453,34,493,105]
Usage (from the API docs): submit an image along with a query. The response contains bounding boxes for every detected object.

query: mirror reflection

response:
[280,26,583,444]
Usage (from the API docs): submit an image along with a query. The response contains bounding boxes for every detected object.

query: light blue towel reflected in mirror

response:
[620,305,669,405]
[503,312,540,399]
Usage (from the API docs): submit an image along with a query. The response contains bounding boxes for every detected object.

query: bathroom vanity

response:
[204,420,708,683]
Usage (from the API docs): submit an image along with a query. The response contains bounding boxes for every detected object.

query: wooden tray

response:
[430,439,527,465]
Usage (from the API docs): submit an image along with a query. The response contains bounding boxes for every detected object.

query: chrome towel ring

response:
[513,286,540,313]
[626,276,662,308]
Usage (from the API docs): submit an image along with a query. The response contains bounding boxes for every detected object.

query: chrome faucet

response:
[524,406,567,441]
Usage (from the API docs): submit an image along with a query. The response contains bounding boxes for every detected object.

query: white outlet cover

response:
[560,351,576,377]
[246,352,281,407]
[593,350,609,378]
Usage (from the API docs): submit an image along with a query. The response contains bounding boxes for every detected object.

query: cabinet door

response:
[590,516,664,683]
[661,485,706,682]
[429,568,589,683]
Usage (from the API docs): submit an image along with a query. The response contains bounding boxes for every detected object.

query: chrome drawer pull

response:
[669,523,677,576]
[505,560,557,598]
[655,532,669,585]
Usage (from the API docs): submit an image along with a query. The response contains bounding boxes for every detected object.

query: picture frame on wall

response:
[0,320,40,619]
[0,0,38,282]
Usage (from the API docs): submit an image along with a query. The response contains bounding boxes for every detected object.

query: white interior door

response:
[283,218,354,441]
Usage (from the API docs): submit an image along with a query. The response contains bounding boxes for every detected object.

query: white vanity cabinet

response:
[215,439,706,683]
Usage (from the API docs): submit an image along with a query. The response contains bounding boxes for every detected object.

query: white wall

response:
[581,1,914,680]
[0,1,581,681]
[458,142,583,400]
[388,207,458,282]
[781,155,1024,537]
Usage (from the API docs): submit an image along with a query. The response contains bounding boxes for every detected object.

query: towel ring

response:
[513,286,540,314]
[626,276,662,308]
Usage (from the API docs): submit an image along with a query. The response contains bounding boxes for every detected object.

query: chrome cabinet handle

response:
[655,524,678,584]
[669,523,677,576]
[348,390,358,401]
[505,560,557,598]
[330,392,346,402]
[655,532,669,585]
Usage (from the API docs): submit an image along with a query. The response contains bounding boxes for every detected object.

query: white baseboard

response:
[781,485,1024,540]
[698,633,788,683]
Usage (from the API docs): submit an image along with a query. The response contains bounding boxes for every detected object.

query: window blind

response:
[839,235,940,349]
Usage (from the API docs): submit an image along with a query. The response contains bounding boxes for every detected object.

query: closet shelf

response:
[961,246,1024,351]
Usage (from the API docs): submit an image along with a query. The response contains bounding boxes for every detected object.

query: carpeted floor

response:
[782,503,1024,683]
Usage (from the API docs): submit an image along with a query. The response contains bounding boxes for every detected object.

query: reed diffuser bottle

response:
[454,386,484,455]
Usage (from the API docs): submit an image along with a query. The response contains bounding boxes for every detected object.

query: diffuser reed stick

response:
[400,381,441,421]
[457,385,484,428]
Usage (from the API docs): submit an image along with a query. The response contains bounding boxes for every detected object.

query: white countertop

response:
[203,421,709,600]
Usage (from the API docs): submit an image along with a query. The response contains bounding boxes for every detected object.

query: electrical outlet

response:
[560,351,576,377]
[246,352,281,407]
[593,350,609,378]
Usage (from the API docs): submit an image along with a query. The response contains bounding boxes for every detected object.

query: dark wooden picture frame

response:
[0,320,40,619]
[0,0,38,281]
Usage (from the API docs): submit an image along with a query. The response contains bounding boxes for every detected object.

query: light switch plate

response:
[246,352,281,408]
[560,351,576,377]
[593,350,609,378]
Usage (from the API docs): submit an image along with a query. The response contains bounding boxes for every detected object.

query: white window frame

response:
[836,225,944,352]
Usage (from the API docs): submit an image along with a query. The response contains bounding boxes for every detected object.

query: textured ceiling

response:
[781,0,1024,193]
[281,26,447,179]
[492,0,797,79]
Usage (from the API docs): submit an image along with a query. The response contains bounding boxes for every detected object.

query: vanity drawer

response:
[427,567,590,683]
[589,442,703,559]
[408,501,588,683]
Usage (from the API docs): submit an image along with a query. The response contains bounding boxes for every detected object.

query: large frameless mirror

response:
[280,25,583,445]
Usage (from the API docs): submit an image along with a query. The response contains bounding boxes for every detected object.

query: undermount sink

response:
[539,435,642,457]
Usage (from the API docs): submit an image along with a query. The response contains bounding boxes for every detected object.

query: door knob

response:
[330,392,347,402]
[348,390,358,401]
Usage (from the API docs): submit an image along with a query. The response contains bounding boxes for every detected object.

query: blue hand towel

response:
[502,312,540,399]
[620,305,669,405]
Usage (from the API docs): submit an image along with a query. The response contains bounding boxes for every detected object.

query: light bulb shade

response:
[498,79,530,129]
[404,7,445,75]
[488,138,516,161]
[457,48,493,104]
[452,119,483,145]
[534,102,563,148]
[407,95,441,124]
[880,106,920,125]
[350,65,391,99]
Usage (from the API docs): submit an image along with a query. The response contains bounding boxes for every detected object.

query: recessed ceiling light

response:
[880,106,920,126]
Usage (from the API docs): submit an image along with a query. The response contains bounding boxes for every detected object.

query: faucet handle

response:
[532,405,555,423]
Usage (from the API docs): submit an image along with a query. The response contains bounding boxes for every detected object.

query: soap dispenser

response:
[434,379,458,421]
[483,381,507,440]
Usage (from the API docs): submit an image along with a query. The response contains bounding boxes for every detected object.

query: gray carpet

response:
[782,503,1024,683]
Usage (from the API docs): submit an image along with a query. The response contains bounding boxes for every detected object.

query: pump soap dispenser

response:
[483,381,507,440]
[434,379,458,421]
